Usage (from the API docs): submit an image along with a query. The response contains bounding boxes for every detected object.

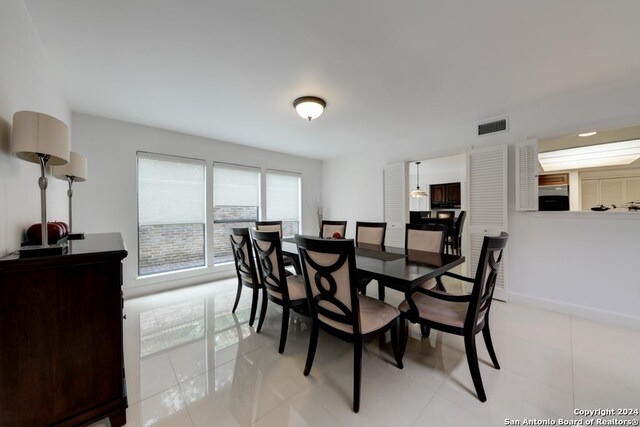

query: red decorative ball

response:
[332,232,342,239]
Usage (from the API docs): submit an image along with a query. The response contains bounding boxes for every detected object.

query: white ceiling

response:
[24,0,640,160]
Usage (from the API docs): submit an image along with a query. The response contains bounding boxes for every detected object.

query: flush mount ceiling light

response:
[410,161,429,198]
[578,131,598,137]
[539,139,640,172]
[293,96,326,121]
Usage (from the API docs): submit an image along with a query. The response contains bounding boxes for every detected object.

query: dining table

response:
[281,237,465,296]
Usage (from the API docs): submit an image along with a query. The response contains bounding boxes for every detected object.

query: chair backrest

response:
[229,228,260,289]
[465,232,508,328]
[296,236,361,334]
[454,211,466,237]
[405,223,448,253]
[355,221,386,246]
[320,220,347,238]
[436,211,455,219]
[255,220,283,238]
[249,229,290,301]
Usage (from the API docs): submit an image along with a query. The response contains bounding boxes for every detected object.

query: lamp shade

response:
[53,151,88,182]
[293,96,326,121]
[12,111,69,166]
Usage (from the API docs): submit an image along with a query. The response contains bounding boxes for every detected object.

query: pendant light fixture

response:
[410,161,428,198]
[293,96,326,121]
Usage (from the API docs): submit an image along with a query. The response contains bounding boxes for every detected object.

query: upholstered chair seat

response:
[265,274,307,301]
[398,290,486,328]
[320,294,400,334]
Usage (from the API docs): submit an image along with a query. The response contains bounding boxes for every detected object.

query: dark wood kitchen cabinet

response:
[0,233,128,427]
[430,182,461,208]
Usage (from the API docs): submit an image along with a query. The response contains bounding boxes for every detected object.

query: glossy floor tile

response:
[88,277,640,427]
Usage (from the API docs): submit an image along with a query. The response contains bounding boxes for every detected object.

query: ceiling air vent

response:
[478,117,508,136]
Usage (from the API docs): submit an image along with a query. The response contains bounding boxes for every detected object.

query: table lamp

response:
[12,111,70,255]
[53,151,88,239]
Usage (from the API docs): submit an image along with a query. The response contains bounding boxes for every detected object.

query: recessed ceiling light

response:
[538,139,640,171]
[578,131,597,137]
[293,96,326,121]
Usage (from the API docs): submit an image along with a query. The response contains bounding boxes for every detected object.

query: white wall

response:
[71,113,323,295]
[323,77,640,325]
[0,0,70,257]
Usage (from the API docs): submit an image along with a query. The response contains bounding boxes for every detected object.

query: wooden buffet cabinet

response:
[0,233,128,426]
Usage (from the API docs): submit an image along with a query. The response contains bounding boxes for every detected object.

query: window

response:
[266,170,301,237]
[137,153,206,276]
[213,163,261,265]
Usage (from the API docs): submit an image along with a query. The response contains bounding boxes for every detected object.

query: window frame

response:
[212,162,262,266]
[136,151,208,278]
[265,168,302,237]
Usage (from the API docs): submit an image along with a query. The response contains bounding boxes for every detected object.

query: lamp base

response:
[68,233,85,240]
[19,243,67,258]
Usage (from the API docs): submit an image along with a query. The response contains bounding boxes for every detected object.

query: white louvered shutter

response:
[383,162,407,247]
[467,145,508,301]
[516,139,538,211]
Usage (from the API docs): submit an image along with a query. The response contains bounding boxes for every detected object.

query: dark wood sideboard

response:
[0,233,128,426]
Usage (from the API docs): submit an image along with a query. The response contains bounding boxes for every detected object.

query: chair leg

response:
[399,314,408,361]
[378,282,385,301]
[278,305,290,354]
[304,319,320,376]
[249,286,259,326]
[482,320,500,370]
[464,333,486,402]
[390,318,403,369]
[231,279,242,313]
[256,287,268,333]
[353,339,362,413]
[420,324,431,338]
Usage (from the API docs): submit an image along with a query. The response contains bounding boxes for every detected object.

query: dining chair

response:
[256,220,296,270]
[403,223,449,292]
[255,220,283,237]
[320,220,347,238]
[229,228,263,328]
[435,210,455,219]
[355,222,387,296]
[355,221,386,245]
[249,229,308,353]
[296,235,403,413]
[446,211,466,256]
[398,232,508,402]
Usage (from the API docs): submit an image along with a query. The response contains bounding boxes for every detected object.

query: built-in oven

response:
[539,185,569,211]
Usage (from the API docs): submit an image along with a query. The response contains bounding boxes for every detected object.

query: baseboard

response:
[123,270,236,299]
[508,292,640,331]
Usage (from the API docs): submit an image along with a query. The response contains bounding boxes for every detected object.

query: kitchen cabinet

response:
[430,182,461,208]
[539,173,569,186]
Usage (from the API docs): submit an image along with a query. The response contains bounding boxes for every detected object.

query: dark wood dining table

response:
[281,237,465,295]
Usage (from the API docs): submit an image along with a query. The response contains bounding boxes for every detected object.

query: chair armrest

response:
[414,287,472,302]
[442,271,475,283]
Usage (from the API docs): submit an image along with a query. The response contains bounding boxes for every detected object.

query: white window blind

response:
[266,171,301,236]
[137,153,206,276]
[138,155,206,225]
[212,163,261,265]
[213,163,260,207]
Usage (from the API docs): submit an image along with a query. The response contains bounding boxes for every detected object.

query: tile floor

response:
[89,276,640,427]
